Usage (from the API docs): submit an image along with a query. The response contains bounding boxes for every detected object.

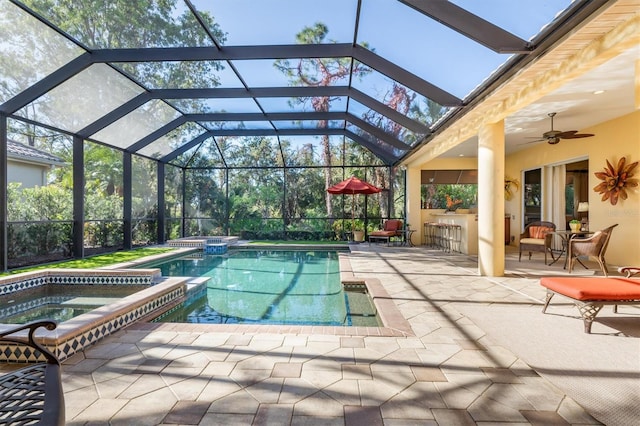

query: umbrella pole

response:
[352,195,356,233]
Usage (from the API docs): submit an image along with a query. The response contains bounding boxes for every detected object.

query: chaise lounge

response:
[540,266,640,333]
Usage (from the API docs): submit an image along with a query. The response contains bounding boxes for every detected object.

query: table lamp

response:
[577,202,589,231]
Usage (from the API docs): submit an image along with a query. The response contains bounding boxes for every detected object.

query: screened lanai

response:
[0,0,613,270]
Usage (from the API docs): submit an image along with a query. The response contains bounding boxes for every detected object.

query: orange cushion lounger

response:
[540,276,640,333]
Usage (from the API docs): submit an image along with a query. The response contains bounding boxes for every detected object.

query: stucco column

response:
[478,120,505,276]
[405,166,421,244]
[635,59,640,110]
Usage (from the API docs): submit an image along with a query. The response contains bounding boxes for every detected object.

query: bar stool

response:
[435,223,448,251]
[423,222,437,247]
[448,224,462,252]
[422,222,429,245]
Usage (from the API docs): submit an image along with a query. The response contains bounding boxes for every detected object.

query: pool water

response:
[149,250,379,326]
[0,285,148,324]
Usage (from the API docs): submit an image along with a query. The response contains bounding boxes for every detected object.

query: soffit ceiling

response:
[0,0,623,168]
[416,1,640,160]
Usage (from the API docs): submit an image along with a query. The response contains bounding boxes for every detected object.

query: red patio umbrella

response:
[327,176,382,233]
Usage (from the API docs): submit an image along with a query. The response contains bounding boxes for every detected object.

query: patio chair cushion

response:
[382,220,402,232]
[369,230,396,237]
[528,226,553,239]
[519,237,546,245]
[540,277,640,301]
[540,275,640,333]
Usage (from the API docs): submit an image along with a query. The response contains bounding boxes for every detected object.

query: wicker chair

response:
[568,224,618,276]
[518,221,556,264]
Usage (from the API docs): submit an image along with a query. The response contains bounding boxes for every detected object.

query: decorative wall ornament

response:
[593,157,638,205]
[445,194,462,211]
[504,177,519,201]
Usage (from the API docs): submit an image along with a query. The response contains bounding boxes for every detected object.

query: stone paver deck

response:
[58,245,636,425]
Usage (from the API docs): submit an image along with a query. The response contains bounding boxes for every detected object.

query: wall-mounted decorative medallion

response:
[504,177,519,201]
[593,157,638,205]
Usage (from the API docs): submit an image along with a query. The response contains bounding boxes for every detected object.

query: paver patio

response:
[59,245,638,425]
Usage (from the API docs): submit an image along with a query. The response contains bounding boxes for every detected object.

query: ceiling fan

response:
[526,112,595,144]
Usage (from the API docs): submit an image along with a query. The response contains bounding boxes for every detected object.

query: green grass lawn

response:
[3,241,349,276]
[3,247,177,276]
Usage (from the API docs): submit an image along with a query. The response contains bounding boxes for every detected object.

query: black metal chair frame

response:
[0,321,65,426]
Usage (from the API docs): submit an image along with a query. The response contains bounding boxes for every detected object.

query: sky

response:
[191,0,574,100]
[2,0,577,163]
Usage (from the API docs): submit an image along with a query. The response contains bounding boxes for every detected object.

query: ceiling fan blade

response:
[557,130,595,139]
[522,114,594,145]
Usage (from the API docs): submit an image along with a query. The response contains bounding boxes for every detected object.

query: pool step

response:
[186,277,209,295]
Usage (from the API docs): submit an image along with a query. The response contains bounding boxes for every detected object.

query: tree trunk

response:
[375,168,395,218]
[322,134,332,218]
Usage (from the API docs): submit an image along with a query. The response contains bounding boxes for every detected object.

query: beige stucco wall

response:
[506,111,640,267]
[407,111,640,268]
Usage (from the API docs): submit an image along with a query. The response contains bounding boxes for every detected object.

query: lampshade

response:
[577,202,589,213]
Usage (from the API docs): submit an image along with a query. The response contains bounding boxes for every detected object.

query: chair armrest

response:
[568,231,600,246]
[0,321,64,426]
[0,320,59,365]
[619,266,640,277]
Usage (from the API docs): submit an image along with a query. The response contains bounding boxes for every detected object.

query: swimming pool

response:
[142,250,380,326]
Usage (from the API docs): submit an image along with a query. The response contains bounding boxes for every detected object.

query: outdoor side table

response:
[403,228,416,246]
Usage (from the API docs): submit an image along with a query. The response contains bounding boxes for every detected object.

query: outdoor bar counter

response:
[426,213,478,255]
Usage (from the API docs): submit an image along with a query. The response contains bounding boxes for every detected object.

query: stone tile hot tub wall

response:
[0,269,191,362]
[166,236,239,249]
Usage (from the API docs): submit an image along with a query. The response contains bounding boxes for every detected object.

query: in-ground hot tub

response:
[0,268,196,362]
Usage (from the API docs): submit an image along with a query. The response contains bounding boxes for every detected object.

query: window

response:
[420,170,477,210]
[523,169,541,226]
